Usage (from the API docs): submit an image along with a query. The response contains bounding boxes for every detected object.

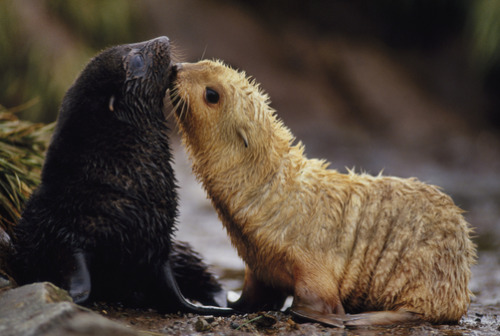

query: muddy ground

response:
[92,303,499,336]
[90,253,500,336]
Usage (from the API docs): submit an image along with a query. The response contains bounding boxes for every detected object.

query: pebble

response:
[254,312,278,328]
[194,317,212,332]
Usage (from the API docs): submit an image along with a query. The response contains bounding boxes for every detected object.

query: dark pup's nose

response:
[126,36,170,52]
[152,36,170,47]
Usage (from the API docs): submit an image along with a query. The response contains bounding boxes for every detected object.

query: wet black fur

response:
[9,38,226,312]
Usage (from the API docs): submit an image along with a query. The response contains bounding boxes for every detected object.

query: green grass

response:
[0,105,54,235]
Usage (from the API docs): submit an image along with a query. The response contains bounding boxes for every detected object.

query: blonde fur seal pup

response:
[169,60,476,327]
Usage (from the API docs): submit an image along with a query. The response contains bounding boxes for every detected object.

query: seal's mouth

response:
[167,69,188,122]
[170,93,187,122]
[167,63,179,92]
[168,63,186,120]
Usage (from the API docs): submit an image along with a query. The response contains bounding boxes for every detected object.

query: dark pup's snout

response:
[149,36,171,59]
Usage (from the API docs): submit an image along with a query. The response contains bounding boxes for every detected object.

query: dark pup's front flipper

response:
[290,304,344,328]
[158,259,235,315]
[170,240,227,307]
[229,266,287,312]
[66,251,91,304]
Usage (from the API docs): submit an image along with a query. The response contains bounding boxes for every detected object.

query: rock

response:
[0,282,140,336]
[43,313,139,336]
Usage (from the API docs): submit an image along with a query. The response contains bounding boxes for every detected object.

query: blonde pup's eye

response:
[205,87,220,104]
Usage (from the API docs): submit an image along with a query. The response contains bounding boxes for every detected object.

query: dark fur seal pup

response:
[10,38,232,315]
[170,60,476,327]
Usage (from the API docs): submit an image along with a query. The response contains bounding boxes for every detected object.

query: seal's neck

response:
[189,123,294,216]
[190,130,306,272]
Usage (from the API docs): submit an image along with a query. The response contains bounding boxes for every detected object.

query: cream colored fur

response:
[171,59,476,324]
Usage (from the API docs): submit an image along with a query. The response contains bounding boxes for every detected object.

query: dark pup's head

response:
[57,36,173,130]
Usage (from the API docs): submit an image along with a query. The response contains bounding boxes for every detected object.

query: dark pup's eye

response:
[131,54,145,69]
[205,87,220,104]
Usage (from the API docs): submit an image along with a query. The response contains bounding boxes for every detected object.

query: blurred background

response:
[1,0,500,298]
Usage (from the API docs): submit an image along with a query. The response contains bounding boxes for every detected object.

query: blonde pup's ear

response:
[237,128,249,148]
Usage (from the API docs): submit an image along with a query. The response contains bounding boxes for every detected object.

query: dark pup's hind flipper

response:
[170,240,226,307]
[158,259,234,316]
[65,251,91,304]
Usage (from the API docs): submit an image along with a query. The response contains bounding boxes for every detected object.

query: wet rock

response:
[0,282,140,336]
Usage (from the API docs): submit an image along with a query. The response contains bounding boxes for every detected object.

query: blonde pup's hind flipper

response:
[344,310,422,327]
[290,305,345,328]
